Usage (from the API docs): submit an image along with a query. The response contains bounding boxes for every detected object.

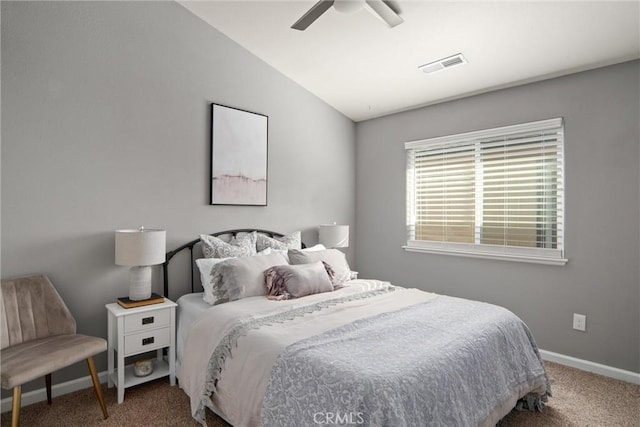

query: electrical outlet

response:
[573,313,586,331]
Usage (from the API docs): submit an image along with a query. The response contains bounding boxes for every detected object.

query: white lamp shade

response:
[115,228,166,266]
[319,224,349,248]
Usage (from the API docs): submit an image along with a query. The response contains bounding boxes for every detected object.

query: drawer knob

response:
[142,316,154,325]
[142,337,155,346]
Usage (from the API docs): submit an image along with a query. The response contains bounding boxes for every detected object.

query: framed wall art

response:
[210,103,268,206]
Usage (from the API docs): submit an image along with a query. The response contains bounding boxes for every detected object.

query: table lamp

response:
[115,226,166,301]
[319,223,349,248]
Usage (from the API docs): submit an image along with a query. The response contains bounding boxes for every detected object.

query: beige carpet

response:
[2,362,638,426]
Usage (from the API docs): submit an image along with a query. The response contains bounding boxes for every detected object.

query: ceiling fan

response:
[291,0,404,31]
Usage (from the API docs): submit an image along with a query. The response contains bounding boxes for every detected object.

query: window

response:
[405,118,566,265]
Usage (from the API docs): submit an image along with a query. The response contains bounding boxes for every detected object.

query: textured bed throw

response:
[262,296,550,427]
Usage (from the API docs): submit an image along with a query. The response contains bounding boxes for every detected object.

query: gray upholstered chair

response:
[0,274,108,426]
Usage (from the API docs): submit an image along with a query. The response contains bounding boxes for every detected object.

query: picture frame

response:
[210,103,268,206]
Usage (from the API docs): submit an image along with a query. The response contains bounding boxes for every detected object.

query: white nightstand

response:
[106,299,177,403]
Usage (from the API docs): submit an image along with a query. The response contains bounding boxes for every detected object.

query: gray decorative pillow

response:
[264,261,334,301]
[206,252,288,305]
[287,248,351,288]
[256,231,302,252]
[200,232,257,258]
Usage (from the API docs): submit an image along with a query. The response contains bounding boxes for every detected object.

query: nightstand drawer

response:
[124,328,170,355]
[124,309,170,333]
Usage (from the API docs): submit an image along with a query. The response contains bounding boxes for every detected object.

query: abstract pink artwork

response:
[210,103,268,205]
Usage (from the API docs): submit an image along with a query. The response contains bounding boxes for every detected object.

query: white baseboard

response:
[1,371,108,414]
[539,349,640,385]
[2,351,638,413]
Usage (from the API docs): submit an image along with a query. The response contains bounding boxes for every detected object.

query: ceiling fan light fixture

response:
[334,0,365,14]
[291,0,402,30]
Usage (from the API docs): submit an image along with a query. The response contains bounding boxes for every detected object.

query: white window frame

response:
[404,118,567,266]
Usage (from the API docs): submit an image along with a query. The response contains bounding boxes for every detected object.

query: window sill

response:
[402,245,568,266]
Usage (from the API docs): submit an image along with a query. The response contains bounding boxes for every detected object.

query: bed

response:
[164,229,550,427]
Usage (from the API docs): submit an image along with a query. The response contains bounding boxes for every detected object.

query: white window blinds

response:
[405,118,566,265]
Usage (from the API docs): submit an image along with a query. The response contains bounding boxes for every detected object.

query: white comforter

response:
[179,280,436,426]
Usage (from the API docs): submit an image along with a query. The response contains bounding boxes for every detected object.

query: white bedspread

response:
[176,292,209,364]
[179,280,550,427]
[179,280,434,426]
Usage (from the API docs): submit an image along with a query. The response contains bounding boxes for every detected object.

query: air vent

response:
[419,53,467,74]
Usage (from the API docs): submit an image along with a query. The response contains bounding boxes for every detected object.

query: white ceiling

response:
[179,1,640,122]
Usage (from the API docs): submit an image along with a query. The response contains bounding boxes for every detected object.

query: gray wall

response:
[1,0,355,393]
[355,60,640,373]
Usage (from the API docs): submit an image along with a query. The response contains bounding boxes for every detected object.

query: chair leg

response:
[11,386,21,427]
[45,373,52,404]
[86,357,109,419]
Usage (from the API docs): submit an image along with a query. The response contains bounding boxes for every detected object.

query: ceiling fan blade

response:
[291,0,335,31]
[365,0,404,28]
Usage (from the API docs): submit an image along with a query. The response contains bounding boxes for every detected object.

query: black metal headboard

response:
[162,229,306,298]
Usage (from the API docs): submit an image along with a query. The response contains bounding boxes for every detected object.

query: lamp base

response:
[129,266,152,301]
